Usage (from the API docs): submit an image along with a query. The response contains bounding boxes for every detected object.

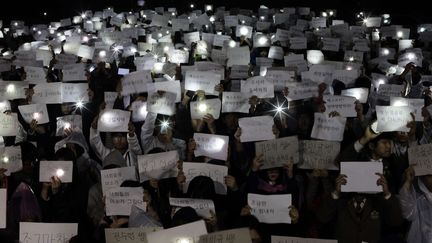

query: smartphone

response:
[118,68,130,75]
[186,90,195,98]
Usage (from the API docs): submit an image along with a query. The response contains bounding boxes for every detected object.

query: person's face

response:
[61,103,73,114]
[267,169,280,182]
[395,131,409,143]
[113,135,128,151]
[371,139,392,158]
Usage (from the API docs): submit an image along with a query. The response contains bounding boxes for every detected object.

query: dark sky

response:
[1,0,430,25]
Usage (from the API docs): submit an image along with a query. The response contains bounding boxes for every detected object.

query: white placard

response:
[340,162,383,193]
[408,143,432,176]
[227,46,250,67]
[56,115,82,136]
[241,76,274,99]
[285,83,318,101]
[376,105,413,132]
[62,83,89,103]
[147,91,177,116]
[331,70,359,86]
[121,70,153,96]
[238,116,275,142]
[184,32,201,47]
[105,227,162,243]
[0,100,11,113]
[289,37,307,50]
[266,70,296,91]
[0,146,22,176]
[213,35,232,47]
[0,81,27,100]
[190,99,221,120]
[24,66,47,84]
[248,193,292,224]
[322,37,340,52]
[62,63,87,81]
[105,187,146,216]
[198,228,252,243]
[298,140,340,170]
[151,14,169,27]
[306,50,324,65]
[284,54,308,72]
[0,189,5,228]
[194,133,229,161]
[0,112,18,136]
[20,222,78,243]
[271,236,337,243]
[169,197,215,219]
[147,80,181,103]
[55,53,78,69]
[98,109,131,132]
[310,17,327,28]
[398,52,422,68]
[138,150,179,182]
[32,83,63,104]
[390,97,423,121]
[77,45,95,60]
[134,56,156,71]
[104,92,118,109]
[182,162,228,195]
[168,49,189,64]
[131,100,148,122]
[308,65,336,85]
[224,15,239,27]
[145,220,207,243]
[323,95,357,117]
[101,166,137,195]
[172,18,190,32]
[39,160,73,183]
[275,28,290,43]
[268,46,284,60]
[311,113,347,141]
[222,92,250,113]
[236,25,253,39]
[255,136,299,169]
[341,88,369,104]
[344,50,364,63]
[230,65,249,79]
[185,70,221,96]
[18,104,49,124]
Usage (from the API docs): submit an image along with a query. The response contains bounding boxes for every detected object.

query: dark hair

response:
[171,206,202,227]
[18,142,38,163]
[187,176,216,200]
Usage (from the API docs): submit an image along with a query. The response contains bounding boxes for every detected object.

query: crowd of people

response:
[0,3,432,243]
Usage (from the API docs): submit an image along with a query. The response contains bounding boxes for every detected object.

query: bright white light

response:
[322,12,327,17]
[363,18,368,24]
[276,106,283,113]
[241,20,246,24]
[198,103,207,112]
[346,65,353,71]
[44,12,47,16]
[205,5,213,11]
[407,53,416,60]
[37,31,42,35]
[143,15,147,18]
[56,169,65,177]
[32,27,37,31]
[239,26,249,36]
[381,49,390,56]
[130,47,137,53]
[258,36,268,45]
[419,27,426,33]
[383,19,389,24]
[81,13,86,18]
[14,22,18,27]
[190,4,194,8]
[349,56,354,62]
[113,46,122,52]
[76,101,84,108]
[153,54,158,59]
[158,33,163,38]
[397,31,403,38]
[228,40,236,48]
[161,121,169,128]
[6,84,15,93]
[64,122,71,129]
[82,36,89,42]
[209,16,215,22]
[178,238,191,243]
[329,11,334,16]
[383,14,390,19]
[392,100,406,106]
[3,157,9,163]
[140,105,148,117]
[33,112,40,120]
[172,12,176,16]
[163,46,170,52]
[99,50,107,58]
[378,79,385,85]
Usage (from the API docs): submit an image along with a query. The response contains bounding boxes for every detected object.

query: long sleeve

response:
[127,133,142,155]
[399,183,417,221]
[89,127,111,162]
[140,112,157,152]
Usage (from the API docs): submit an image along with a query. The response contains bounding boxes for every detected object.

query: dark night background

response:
[1,0,431,26]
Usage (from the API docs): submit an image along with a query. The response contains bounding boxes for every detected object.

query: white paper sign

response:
[341,88,369,104]
[145,220,207,243]
[185,71,221,96]
[323,95,357,117]
[32,83,63,104]
[101,166,137,195]
[169,197,215,219]
[134,56,156,71]
[222,92,249,113]
[311,113,347,141]
[289,37,307,50]
[105,227,162,243]
[20,222,78,243]
[255,136,299,169]
[271,236,337,243]
[0,81,27,100]
[285,83,318,101]
[378,84,404,98]
[268,46,284,60]
[148,80,180,103]
[248,193,292,224]
[56,115,82,136]
[340,162,383,193]
[307,50,325,65]
[147,91,177,116]
[309,65,336,85]
[62,63,87,81]
[241,76,274,99]
[376,105,413,132]
[194,133,229,161]
[390,97,423,121]
[331,70,359,86]
[104,92,118,109]
[182,162,228,195]
[172,18,190,32]
[266,70,296,91]
[408,143,432,176]
[184,32,201,47]
[227,46,250,67]
[284,54,308,72]
[0,189,5,228]
[0,146,22,176]
[322,37,340,52]
[18,104,49,124]
[238,116,275,142]
[62,83,89,103]
[198,228,252,243]
[121,70,153,96]
[105,187,146,216]
[0,112,18,136]
[39,160,73,183]
[98,109,131,132]
[190,99,221,120]
[298,140,340,170]
[138,151,179,182]
[24,66,47,84]
[131,101,148,122]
